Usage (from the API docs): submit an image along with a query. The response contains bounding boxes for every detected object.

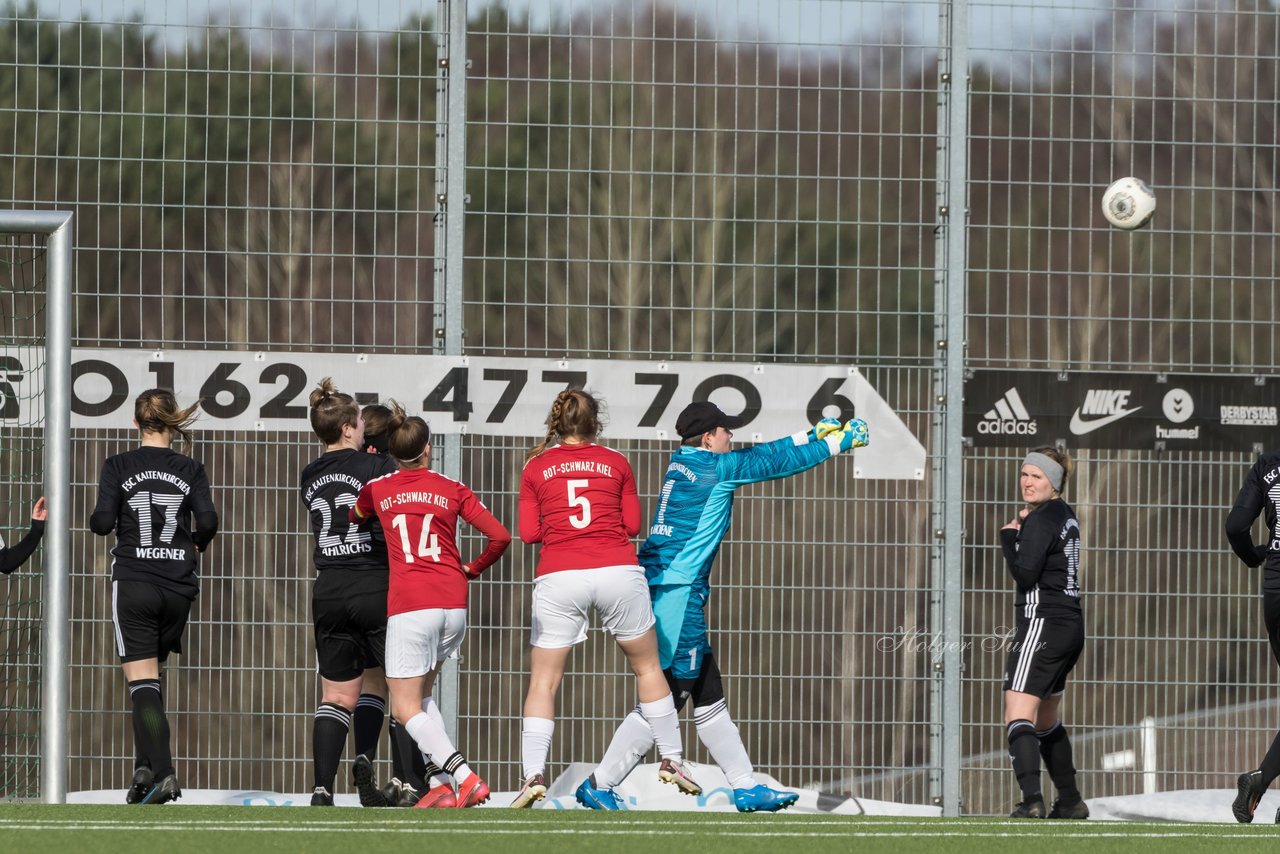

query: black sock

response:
[128,679,172,778]
[1007,719,1042,800]
[1259,730,1280,788]
[1036,721,1080,800]
[423,760,445,786]
[388,717,429,789]
[353,694,385,760]
[313,702,352,791]
[131,703,149,772]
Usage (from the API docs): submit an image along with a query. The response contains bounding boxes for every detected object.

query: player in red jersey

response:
[351,402,510,808]
[356,401,437,807]
[510,389,695,810]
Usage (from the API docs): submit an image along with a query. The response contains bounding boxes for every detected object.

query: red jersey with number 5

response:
[518,443,642,576]
[353,468,510,616]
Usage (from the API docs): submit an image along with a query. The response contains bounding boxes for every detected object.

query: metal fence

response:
[1,0,1278,814]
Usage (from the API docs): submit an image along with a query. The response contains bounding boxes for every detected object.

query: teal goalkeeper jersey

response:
[638,430,842,667]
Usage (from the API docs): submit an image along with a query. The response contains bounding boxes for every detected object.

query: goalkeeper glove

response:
[835,418,870,452]
[808,417,843,443]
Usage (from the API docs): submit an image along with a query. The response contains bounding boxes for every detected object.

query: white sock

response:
[521,716,555,780]
[403,711,473,783]
[695,701,756,789]
[420,696,474,781]
[639,695,682,762]
[593,709,656,788]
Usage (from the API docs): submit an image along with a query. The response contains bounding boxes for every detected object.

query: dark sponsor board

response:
[965,371,1279,451]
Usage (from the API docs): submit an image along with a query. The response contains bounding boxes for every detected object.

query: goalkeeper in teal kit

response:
[574,401,869,813]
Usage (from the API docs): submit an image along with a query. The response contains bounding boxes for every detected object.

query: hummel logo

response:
[1069,389,1142,435]
[978,388,1037,436]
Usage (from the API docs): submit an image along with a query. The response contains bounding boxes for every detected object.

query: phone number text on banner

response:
[12,350,926,480]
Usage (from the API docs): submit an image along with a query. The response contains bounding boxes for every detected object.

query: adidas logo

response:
[978,388,1038,435]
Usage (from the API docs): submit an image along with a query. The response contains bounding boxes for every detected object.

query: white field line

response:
[0,816,1253,829]
[0,820,1275,839]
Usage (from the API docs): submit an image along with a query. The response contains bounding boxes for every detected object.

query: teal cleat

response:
[733,784,799,813]
[575,776,625,811]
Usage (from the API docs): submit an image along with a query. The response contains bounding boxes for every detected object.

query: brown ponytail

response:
[526,389,602,460]
[308,377,359,445]
[385,400,431,466]
[134,389,201,444]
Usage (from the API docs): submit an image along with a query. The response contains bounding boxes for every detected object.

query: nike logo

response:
[1069,406,1142,434]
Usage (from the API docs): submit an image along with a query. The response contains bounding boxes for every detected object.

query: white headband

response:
[1024,452,1064,491]
[395,446,427,465]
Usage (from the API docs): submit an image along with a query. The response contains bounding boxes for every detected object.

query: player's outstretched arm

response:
[722,418,868,486]
[0,499,47,575]
[807,417,843,444]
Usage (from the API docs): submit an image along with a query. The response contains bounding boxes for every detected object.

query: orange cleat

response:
[455,773,491,808]
[414,782,458,808]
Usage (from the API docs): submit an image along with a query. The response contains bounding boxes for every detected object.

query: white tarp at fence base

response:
[67,762,942,814]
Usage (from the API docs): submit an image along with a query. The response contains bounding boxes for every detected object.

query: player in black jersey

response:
[301,381,398,806]
[0,497,46,574]
[89,389,218,805]
[1226,449,1280,823]
[999,447,1087,820]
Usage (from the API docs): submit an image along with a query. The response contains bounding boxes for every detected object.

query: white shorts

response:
[530,564,655,649]
[385,608,467,678]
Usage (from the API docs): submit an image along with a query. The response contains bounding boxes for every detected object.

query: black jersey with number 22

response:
[300,449,395,574]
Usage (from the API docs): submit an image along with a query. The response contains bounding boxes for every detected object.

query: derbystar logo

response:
[1221,405,1278,427]
[1069,389,1142,435]
[978,387,1037,435]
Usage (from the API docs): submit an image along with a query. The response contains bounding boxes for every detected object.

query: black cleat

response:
[1047,795,1089,819]
[395,781,422,807]
[310,786,335,806]
[1234,770,1267,823]
[380,777,405,806]
[1010,795,1046,818]
[138,773,181,805]
[352,754,388,807]
[125,766,153,804]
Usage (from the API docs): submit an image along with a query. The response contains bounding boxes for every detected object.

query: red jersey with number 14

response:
[353,468,510,616]
[518,442,642,576]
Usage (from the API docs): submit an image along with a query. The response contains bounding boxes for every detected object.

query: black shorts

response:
[112,580,192,663]
[313,572,388,682]
[665,651,726,712]
[1002,614,1084,698]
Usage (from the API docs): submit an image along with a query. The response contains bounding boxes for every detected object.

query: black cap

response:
[675,401,747,440]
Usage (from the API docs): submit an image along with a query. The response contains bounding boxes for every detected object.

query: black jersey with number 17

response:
[89,446,219,600]
[300,449,396,574]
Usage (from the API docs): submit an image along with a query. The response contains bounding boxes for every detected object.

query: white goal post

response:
[0,210,73,803]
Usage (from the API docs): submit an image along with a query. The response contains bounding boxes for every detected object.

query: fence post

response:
[433,0,469,742]
[933,0,970,818]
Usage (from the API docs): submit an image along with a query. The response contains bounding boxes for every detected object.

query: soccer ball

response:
[1101,177,1156,229]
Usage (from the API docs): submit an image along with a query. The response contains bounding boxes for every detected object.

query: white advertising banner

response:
[5,349,926,479]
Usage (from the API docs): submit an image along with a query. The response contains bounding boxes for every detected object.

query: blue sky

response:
[26,0,1119,53]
